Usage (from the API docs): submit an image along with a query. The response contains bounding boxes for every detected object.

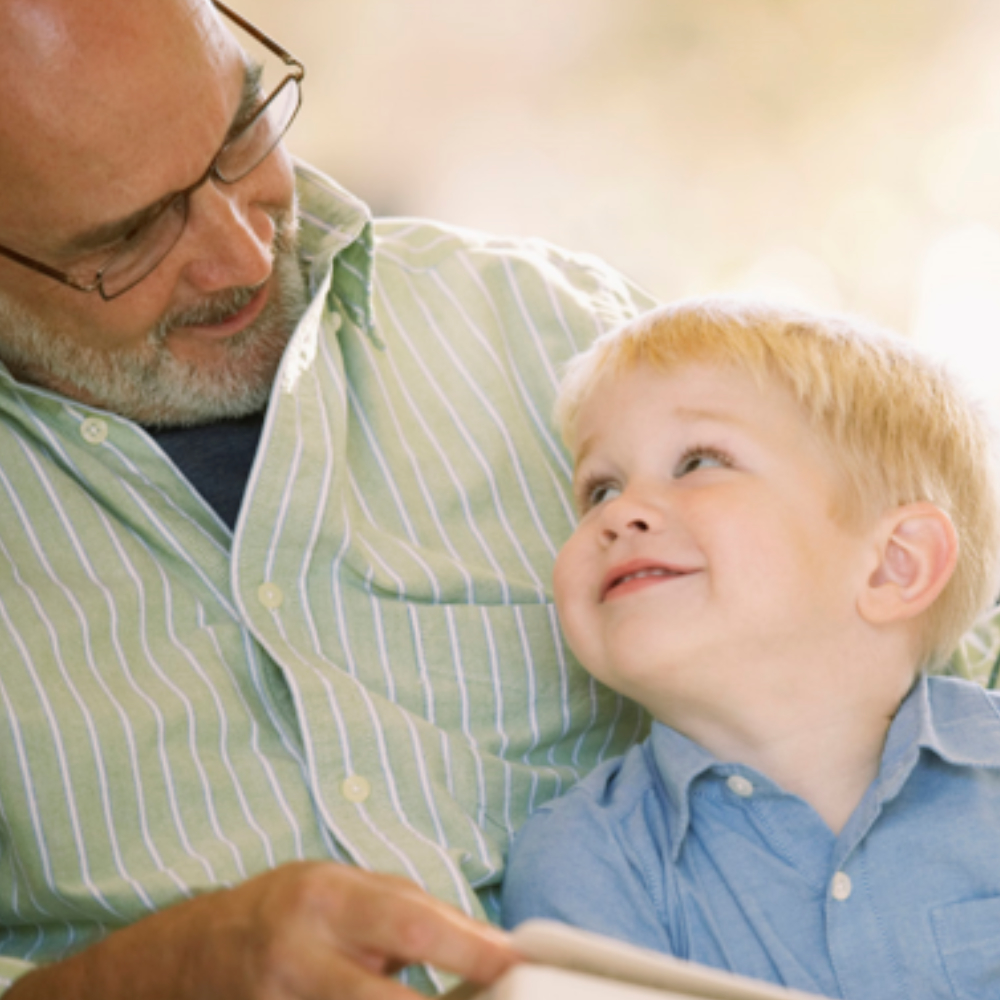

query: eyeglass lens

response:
[96,75,302,299]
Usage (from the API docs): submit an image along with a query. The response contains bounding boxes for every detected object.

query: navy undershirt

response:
[147,411,265,530]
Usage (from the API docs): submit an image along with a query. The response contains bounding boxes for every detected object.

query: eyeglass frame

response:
[0,0,305,301]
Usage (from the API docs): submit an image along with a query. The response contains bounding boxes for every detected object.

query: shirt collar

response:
[292,158,377,342]
[647,722,724,862]
[878,673,1000,796]
[648,674,1000,861]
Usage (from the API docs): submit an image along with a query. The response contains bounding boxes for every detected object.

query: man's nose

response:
[177,178,276,293]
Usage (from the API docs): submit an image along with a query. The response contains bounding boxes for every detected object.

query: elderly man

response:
[0,0,656,996]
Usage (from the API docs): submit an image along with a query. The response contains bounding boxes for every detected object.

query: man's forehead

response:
[0,0,220,91]
[58,62,264,259]
[0,0,243,247]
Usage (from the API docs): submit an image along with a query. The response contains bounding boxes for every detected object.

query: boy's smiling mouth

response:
[601,560,695,601]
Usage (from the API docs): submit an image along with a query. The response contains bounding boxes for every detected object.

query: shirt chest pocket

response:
[932,896,1000,999]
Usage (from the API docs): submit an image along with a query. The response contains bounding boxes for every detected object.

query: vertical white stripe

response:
[378,271,549,596]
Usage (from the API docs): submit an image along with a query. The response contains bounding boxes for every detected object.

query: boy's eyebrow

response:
[572,434,599,470]
[58,61,266,258]
[573,404,746,468]
[672,405,747,427]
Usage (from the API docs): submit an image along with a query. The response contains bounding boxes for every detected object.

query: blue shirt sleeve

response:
[501,757,674,954]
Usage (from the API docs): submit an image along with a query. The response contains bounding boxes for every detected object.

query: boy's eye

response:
[591,482,622,506]
[674,447,731,478]
[577,478,622,511]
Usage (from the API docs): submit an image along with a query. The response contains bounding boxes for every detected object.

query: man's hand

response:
[6,862,519,999]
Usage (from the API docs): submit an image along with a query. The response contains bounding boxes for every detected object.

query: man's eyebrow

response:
[58,61,266,258]
[226,60,266,138]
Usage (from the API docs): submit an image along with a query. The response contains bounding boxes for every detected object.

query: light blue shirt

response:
[502,675,1000,1000]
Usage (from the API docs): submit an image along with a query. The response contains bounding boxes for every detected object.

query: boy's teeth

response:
[618,568,673,586]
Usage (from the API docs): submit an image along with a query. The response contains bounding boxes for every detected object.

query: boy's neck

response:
[702,700,897,834]
[651,644,918,835]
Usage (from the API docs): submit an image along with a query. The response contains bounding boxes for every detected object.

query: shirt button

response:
[341,776,371,803]
[726,775,754,798]
[831,871,852,901]
[80,417,109,445]
[328,312,343,333]
[256,582,284,610]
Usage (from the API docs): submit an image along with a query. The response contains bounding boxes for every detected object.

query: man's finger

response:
[316,869,519,985]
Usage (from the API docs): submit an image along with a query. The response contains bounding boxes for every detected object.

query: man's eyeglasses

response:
[0,0,305,301]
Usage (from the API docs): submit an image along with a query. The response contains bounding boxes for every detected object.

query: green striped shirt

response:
[0,162,656,991]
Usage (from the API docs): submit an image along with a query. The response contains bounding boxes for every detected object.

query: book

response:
[444,920,826,1000]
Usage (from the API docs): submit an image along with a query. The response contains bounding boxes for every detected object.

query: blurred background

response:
[239,0,1000,411]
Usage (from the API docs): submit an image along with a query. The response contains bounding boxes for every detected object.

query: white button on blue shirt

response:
[831,872,852,901]
[726,775,754,798]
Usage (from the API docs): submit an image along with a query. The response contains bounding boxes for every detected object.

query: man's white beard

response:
[0,216,309,427]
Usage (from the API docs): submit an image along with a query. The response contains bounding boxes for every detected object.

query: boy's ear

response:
[858,503,958,626]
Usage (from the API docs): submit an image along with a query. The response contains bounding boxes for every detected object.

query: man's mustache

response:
[151,208,300,341]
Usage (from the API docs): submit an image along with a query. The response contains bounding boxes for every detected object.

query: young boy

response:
[501,298,1000,999]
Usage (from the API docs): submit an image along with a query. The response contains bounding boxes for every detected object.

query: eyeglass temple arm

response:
[0,244,99,293]
[210,0,305,78]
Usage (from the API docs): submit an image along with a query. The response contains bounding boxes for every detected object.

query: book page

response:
[443,921,826,1000]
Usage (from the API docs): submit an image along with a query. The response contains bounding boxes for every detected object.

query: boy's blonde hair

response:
[557,298,1000,668]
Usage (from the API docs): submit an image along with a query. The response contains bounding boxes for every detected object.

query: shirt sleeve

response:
[500,775,673,954]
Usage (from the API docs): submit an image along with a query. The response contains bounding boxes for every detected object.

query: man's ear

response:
[858,502,958,626]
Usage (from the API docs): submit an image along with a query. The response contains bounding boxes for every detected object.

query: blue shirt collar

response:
[647,722,732,863]
[880,673,1000,786]
[648,674,1000,861]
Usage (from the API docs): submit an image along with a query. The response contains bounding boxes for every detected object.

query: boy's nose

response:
[598,495,659,544]
[601,515,649,543]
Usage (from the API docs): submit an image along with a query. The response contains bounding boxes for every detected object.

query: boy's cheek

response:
[553,535,602,604]
[552,541,580,606]
[556,603,598,679]
[553,547,592,647]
